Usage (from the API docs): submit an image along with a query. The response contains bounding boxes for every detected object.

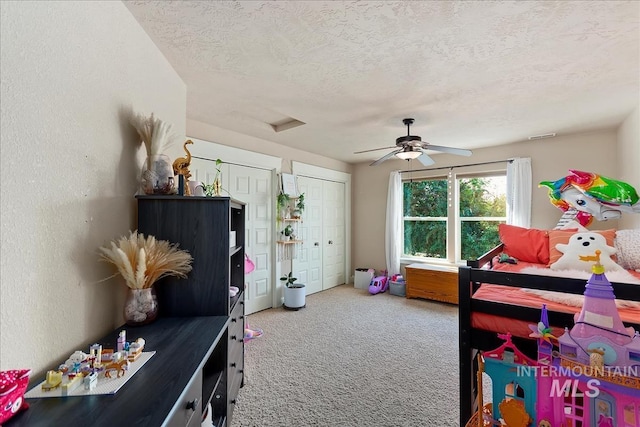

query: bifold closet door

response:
[296,176,346,293]
[322,179,345,289]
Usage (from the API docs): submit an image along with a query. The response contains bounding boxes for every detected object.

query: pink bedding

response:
[471,259,640,338]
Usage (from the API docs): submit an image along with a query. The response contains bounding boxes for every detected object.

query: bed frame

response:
[458,244,640,426]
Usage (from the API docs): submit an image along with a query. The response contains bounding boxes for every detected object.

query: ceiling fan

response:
[354,118,473,166]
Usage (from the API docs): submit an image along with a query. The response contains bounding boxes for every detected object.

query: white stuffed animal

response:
[551,231,622,272]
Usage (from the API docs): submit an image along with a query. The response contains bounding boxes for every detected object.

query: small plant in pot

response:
[292,193,305,219]
[282,224,294,240]
[280,272,305,310]
[277,192,290,219]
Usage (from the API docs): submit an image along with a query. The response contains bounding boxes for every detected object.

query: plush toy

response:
[498,253,518,264]
[550,232,622,272]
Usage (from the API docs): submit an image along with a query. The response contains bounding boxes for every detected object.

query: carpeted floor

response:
[230,284,461,427]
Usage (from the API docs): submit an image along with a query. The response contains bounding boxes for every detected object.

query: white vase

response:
[283,284,306,309]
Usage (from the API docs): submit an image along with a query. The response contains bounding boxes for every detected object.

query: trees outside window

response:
[403,173,506,263]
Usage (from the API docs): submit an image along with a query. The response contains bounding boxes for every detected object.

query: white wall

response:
[0,2,186,375]
[617,107,640,229]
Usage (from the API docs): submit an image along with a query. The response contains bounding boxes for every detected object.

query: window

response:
[403,172,506,263]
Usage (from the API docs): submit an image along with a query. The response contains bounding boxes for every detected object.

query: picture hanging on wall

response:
[281,173,298,197]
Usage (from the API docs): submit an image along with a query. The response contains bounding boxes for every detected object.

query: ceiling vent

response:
[528,133,557,140]
[269,118,305,133]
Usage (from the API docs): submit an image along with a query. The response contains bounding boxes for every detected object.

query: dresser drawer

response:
[165,370,202,427]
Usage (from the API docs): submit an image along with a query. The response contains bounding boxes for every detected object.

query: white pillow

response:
[615,229,640,270]
[550,231,622,272]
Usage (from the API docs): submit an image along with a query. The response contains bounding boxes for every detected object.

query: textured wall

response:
[0,2,185,375]
[617,107,640,229]
[351,130,622,272]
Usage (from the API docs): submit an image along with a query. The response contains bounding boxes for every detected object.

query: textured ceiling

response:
[125,1,640,165]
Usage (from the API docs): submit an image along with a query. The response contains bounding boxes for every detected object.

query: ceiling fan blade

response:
[422,144,472,156]
[370,149,402,166]
[354,146,397,154]
[417,153,435,166]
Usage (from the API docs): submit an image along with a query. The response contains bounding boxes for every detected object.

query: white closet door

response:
[228,165,273,315]
[323,180,345,289]
[191,158,273,315]
[296,176,323,295]
[295,176,345,292]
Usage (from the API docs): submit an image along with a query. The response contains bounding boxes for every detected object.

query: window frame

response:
[401,168,507,265]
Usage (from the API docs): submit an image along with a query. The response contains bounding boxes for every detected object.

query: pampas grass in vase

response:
[130,112,177,195]
[100,231,193,325]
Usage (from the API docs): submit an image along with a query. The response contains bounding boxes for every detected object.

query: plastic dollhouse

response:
[473,255,640,427]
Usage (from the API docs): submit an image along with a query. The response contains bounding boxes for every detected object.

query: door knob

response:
[186,398,199,411]
[314,242,319,246]
[328,240,333,245]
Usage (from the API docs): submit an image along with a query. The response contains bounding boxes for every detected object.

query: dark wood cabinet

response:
[7,317,228,427]
[7,196,246,427]
[136,195,246,426]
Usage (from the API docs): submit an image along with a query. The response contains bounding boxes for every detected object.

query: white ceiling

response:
[125,1,640,165]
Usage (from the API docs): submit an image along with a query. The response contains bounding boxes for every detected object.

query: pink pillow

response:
[548,229,617,266]
[498,224,550,265]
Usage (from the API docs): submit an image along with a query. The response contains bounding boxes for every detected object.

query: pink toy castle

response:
[474,257,640,427]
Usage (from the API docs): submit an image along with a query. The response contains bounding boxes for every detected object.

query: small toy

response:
[244,325,263,343]
[64,350,89,374]
[498,253,517,264]
[61,373,85,396]
[41,370,63,391]
[104,359,129,379]
[83,372,98,391]
[127,338,145,362]
[117,330,126,352]
[368,275,389,295]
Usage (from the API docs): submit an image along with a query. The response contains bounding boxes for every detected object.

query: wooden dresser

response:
[405,263,459,304]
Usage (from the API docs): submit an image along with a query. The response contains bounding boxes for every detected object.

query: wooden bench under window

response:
[405,263,459,304]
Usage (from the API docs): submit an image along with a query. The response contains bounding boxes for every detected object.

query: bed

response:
[457,225,640,426]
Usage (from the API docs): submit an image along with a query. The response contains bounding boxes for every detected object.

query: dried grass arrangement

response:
[100,231,193,289]
[130,112,175,157]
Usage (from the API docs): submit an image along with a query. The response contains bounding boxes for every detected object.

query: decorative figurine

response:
[172,140,194,195]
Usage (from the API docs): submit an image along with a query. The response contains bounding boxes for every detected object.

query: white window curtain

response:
[506,157,532,227]
[385,171,402,276]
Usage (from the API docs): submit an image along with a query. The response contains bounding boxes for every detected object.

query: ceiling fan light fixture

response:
[396,147,422,160]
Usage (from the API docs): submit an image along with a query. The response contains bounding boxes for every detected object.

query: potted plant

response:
[277,192,290,219]
[203,158,223,197]
[292,193,305,219]
[282,224,294,240]
[280,271,305,310]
